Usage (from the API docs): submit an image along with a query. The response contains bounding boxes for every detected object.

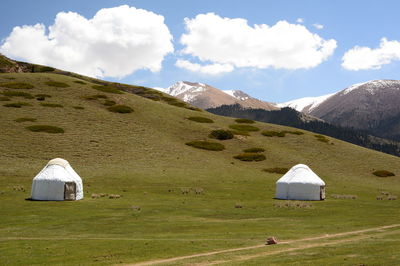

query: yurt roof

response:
[47,158,69,168]
[276,164,325,185]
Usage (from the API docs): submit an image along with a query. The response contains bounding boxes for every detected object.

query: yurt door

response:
[64,182,76,200]
[320,186,326,200]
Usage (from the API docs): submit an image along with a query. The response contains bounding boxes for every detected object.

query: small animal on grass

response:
[91,193,100,199]
[109,194,121,199]
[266,237,278,245]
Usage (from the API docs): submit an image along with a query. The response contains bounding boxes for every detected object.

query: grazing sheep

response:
[194,188,204,194]
[132,206,141,211]
[181,188,190,194]
[235,203,243,208]
[91,193,100,199]
[376,196,384,200]
[387,195,397,200]
[109,194,121,199]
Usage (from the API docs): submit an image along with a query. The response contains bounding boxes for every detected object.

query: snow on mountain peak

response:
[277,93,335,113]
[222,90,250,101]
[343,80,400,95]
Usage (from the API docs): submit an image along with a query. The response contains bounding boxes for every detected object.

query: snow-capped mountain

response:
[277,93,335,113]
[156,81,277,110]
[280,80,400,141]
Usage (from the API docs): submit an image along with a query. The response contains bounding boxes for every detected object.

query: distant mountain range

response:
[155,81,277,110]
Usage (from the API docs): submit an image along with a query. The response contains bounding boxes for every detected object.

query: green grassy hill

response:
[0,71,400,265]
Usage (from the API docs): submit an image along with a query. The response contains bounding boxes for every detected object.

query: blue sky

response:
[1,0,400,102]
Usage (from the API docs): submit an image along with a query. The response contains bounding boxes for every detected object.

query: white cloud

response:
[296,18,304,23]
[313,23,324,30]
[342,38,400,70]
[175,59,234,75]
[0,5,173,78]
[179,13,336,70]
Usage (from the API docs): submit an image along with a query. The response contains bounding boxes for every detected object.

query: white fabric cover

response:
[275,164,325,201]
[31,158,83,201]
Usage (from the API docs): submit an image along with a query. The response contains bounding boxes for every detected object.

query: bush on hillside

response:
[233,153,266,161]
[2,91,34,99]
[74,80,86,84]
[73,106,85,110]
[283,130,304,135]
[84,94,108,100]
[209,129,234,140]
[229,124,260,132]
[15,117,37,123]
[40,103,63,108]
[0,96,10,101]
[373,170,395,177]
[262,130,286,137]
[107,105,133,113]
[92,85,123,94]
[235,118,255,124]
[243,147,265,153]
[32,65,55,72]
[45,81,70,88]
[263,167,289,174]
[3,102,32,108]
[0,82,34,89]
[35,94,51,98]
[185,140,225,151]
[314,134,329,143]
[26,125,64,133]
[187,116,214,123]
[103,100,116,106]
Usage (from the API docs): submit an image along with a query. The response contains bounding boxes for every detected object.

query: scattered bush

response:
[262,130,286,137]
[103,100,116,106]
[314,134,329,143]
[3,102,32,108]
[233,153,266,161]
[186,106,202,111]
[373,170,395,177]
[0,82,34,89]
[40,103,63,108]
[229,124,260,132]
[84,94,108,100]
[36,94,52,98]
[209,129,234,140]
[45,81,70,88]
[32,65,55,72]
[73,106,85,110]
[185,140,225,151]
[107,105,134,113]
[235,118,255,124]
[187,116,214,123]
[15,117,37,123]
[243,147,265,153]
[0,96,11,101]
[2,91,34,99]
[331,194,358,199]
[273,201,313,208]
[283,130,304,135]
[162,96,187,107]
[92,85,123,94]
[26,125,64,133]
[263,167,289,174]
[74,80,86,84]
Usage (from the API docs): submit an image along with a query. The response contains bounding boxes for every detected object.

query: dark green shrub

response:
[36,97,45,101]
[262,130,286,137]
[235,118,255,124]
[161,96,188,108]
[45,81,70,88]
[186,106,202,111]
[315,134,329,143]
[0,82,34,89]
[209,129,234,140]
[35,94,51,98]
[229,124,260,132]
[0,96,11,101]
[233,153,266,161]
[15,117,37,123]
[373,170,395,177]
[243,147,265,153]
[92,85,123,94]
[185,140,225,151]
[73,106,84,110]
[263,167,289,174]
[283,130,304,135]
[84,94,108,100]
[103,100,116,106]
[107,105,133,113]
[187,116,214,123]
[2,91,34,99]
[3,102,32,108]
[40,103,63,108]
[26,125,64,133]
[74,80,86,84]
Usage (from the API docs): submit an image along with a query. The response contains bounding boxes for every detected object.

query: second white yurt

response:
[31,158,83,201]
[275,164,325,201]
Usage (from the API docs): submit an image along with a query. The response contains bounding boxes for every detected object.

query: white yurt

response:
[31,158,83,201]
[275,164,325,201]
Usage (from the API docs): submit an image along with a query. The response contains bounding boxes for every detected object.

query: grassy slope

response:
[0,73,399,265]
